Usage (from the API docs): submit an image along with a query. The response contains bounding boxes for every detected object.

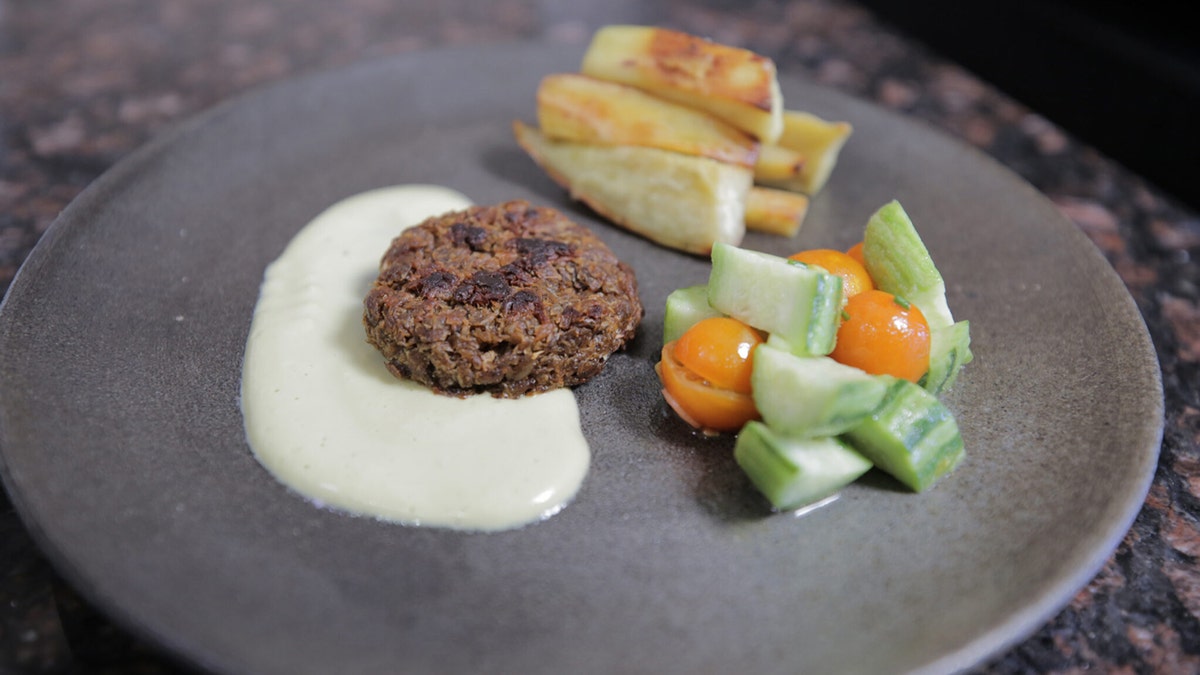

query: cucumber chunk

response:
[764,332,796,353]
[922,320,973,395]
[707,243,842,356]
[842,376,964,491]
[862,200,954,329]
[751,345,889,437]
[735,421,873,510]
[663,284,724,345]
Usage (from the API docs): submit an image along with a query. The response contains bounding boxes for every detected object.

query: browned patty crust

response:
[363,200,643,397]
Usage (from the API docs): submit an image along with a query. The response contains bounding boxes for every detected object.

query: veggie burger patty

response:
[363,200,642,397]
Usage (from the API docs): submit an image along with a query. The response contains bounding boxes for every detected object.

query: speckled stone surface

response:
[0,1,1196,673]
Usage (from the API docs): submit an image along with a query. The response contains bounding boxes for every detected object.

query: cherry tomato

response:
[672,317,763,394]
[830,290,931,382]
[657,343,759,433]
[788,248,874,300]
[845,241,866,267]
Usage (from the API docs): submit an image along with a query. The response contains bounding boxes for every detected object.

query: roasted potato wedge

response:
[537,73,760,168]
[513,121,750,255]
[580,25,783,144]
[752,144,805,183]
[744,186,809,237]
[756,111,853,195]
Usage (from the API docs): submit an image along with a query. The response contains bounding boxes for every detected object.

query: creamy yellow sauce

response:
[240,185,590,531]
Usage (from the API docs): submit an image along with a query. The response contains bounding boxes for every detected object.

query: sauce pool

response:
[240,185,590,531]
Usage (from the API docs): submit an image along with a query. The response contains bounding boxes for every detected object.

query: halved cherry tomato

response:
[788,248,874,300]
[830,290,931,382]
[845,241,866,267]
[672,317,763,394]
[657,342,759,433]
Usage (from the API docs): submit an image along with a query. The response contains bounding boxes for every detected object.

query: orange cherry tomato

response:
[657,342,759,434]
[830,290,931,382]
[672,317,763,394]
[846,241,866,267]
[788,248,874,300]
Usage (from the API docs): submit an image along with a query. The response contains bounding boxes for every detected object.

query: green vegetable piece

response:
[735,421,873,510]
[842,376,965,491]
[862,200,954,330]
[922,320,973,395]
[707,243,842,356]
[751,345,889,437]
[764,332,795,353]
[663,284,724,345]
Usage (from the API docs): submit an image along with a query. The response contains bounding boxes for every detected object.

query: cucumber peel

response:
[862,200,954,329]
[841,376,965,491]
[734,421,873,510]
[923,320,973,395]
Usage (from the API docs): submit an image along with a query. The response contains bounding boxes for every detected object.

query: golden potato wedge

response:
[580,25,783,144]
[757,111,853,195]
[537,73,760,168]
[513,121,750,255]
[752,144,805,183]
[744,186,809,237]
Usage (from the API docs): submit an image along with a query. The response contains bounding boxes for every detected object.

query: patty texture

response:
[363,200,642,397]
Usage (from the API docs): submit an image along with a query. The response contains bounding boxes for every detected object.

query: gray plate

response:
[0,42,1163,675]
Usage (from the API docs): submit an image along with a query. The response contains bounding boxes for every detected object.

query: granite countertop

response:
[1,1,1197,673]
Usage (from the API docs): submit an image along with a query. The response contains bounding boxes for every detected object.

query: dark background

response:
[857,0,1199,211]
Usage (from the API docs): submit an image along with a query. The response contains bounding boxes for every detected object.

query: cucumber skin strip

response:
[735,421,873,510]
[841,378,965,492]
[862,200,954,330]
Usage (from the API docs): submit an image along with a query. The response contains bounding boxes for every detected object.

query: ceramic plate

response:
[0,43,1163,675]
